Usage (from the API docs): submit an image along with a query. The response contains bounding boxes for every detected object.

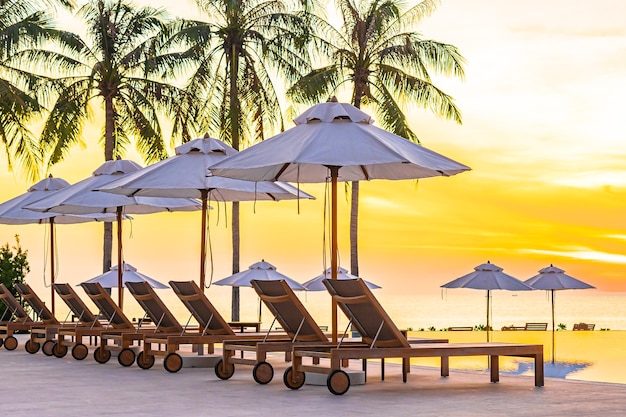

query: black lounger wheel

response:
[94,346,111,364]
[163,353,183,373]
[214,359,235,380]
[327,370,350,395]
[42,340,55,356]
[3,336,18,351]
[52,341,68,358]
[71,343,89,360]
[252,361,274,384]
[25,339,40,354]
[283,366,306,390]
[117,348,136,367]
[137,351,155,370]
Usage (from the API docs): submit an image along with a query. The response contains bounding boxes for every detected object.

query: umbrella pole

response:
[486,289,490,342]
[50,219,55,315]
[551,290,556,363]
[330,166,339,344]
[117,207,124,308]
[200,191,208,291]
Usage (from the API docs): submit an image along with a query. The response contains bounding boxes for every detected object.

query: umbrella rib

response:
[275,163,291,181]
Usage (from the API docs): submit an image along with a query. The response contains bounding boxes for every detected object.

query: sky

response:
[1,0,626,307]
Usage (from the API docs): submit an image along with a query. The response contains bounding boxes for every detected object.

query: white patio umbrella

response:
[80,263,168,289]
[301,267,380,291]
[441,261,533,341]
[524,264,595,363]
[99,136,314,292]
[0,175,117,314]
[210,99,470,341]
[25,159,200,308]
[214,260,305,321]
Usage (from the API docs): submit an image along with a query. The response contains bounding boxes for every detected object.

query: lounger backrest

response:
[14,283,58,325]
[53,283,102,327]
[169,281,235,336]
[0,283,33,322]
[80,282,135,329]
[323,278,410,348]
[251,279,327,342]
[125,281,182,333]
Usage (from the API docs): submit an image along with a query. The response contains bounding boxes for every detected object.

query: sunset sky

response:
[1,0,626,309]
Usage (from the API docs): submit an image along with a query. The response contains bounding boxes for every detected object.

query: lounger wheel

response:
[252,361,274,384]
[25,339,40,354]
[94,346,111,364]
[283,366,306,390]
[0,338,3,348]
[3,336,18,351]
[163,353,183,373]
[118,348,136,367]
[42,340,55,356]
[327,370,350,395]
[214,359,235,380]
[137,351,155,370]
[71,343,89,360]
[52,341,68,358]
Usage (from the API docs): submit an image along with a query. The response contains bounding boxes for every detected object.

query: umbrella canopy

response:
[210,99,470,341]
[524,264,595,362]
[80,263,168,289]
[0,175,117,314]
[441,261,533,341]
[214,260,305,321]
[301,267,381,291]
[25,159,200,307]
[99,137,314,291]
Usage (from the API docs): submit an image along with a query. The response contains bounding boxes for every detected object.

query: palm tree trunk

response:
[230,43,241,321]
[103,95,115,275]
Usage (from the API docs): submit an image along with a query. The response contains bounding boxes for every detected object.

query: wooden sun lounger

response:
[43,283,108,359]
[136,280,286,373]
[0,283,38,350]
[285,279,544,395]
[59,282,155,365]
[502,323,548,331]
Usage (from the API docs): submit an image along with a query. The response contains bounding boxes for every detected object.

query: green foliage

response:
[558,323,567,330]
[0,235,30,318]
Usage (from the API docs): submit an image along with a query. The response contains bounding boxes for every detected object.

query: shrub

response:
[0,235,30,318]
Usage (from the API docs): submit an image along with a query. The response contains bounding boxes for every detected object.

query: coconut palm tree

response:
[170,0,311,320]
[36,0,190,274]
[288,0,465,276]
[0,0,75,181]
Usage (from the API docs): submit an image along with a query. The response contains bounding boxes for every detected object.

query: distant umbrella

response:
[80,263,168,289]
[214,260,305,321]
[441,261,533,341]
[301,267,381,291]
[525,264,595,363]
[0,175,117,314]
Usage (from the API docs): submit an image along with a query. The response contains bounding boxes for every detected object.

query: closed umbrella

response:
[441,261,533,341]
[302,267,380,291]
[25,159,200,308]
[524,264,595,363]
[80,263,168,289]
[214,260,305,321]
[210,99,470,341]
[0,175,117,314]
[99,137,314,293]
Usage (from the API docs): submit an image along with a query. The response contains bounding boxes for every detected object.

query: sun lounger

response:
[60,282,154,365]
[0,283,38,350]
[573,323,595,331]
[136,280,286,373]
[285,278,544,395]
[43,283,108,359]
[502,323,548,331]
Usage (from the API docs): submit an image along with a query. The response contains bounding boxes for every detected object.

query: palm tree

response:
[36,0,189,274]
[0,0,75,181]
[288,0,465,277]
[171,0,311,320]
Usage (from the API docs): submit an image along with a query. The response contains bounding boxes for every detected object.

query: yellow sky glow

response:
[2,0,626,304]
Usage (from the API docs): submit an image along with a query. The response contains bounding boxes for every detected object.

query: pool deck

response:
[2,335,625,416]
